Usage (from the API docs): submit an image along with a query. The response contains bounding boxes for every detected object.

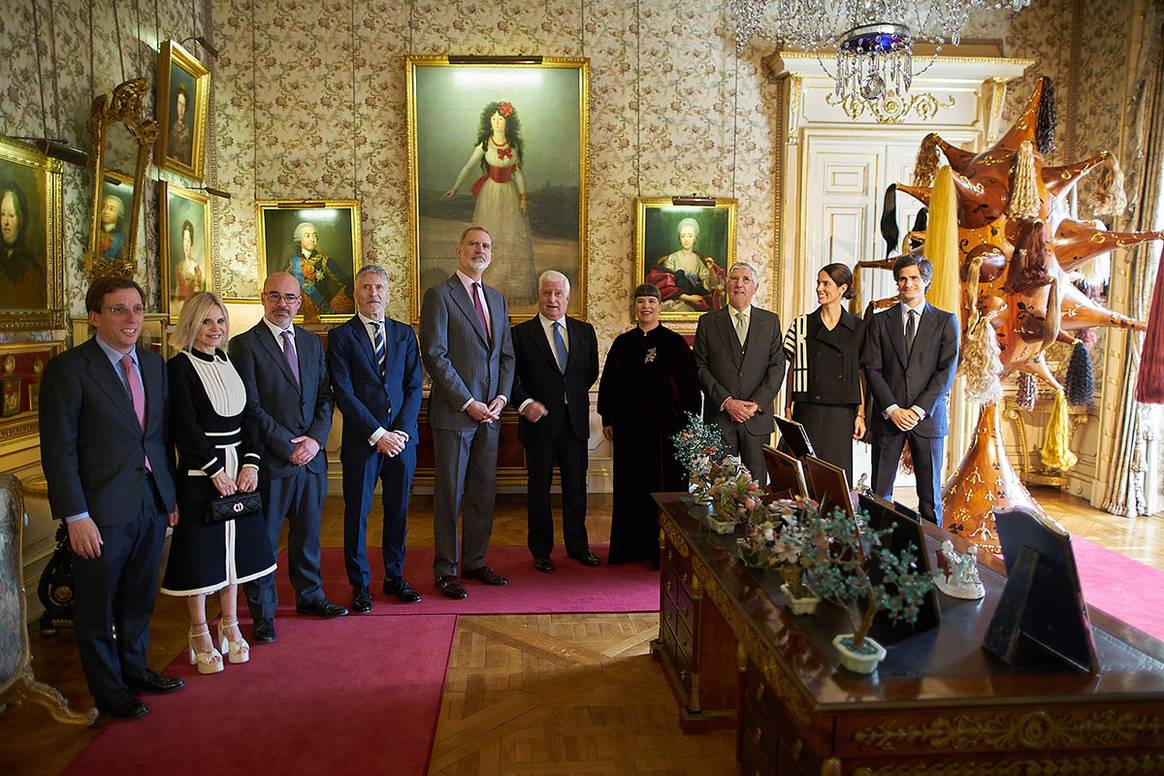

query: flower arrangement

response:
[672,412,727,479]
[705,456,758,521]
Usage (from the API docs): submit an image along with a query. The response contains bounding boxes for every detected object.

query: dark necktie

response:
[552,321,568,374]
[281,329,300,386]
[370,320,386,378]
[120,354,151,471]
[472,283,492,347]
[905,309,917,354]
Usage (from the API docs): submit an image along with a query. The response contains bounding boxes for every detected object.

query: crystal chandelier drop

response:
[729,1,1032,101]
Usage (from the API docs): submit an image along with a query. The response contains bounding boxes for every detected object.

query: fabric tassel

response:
[880,183,899,258]
[959,312,1003,405]
[1134,244,1164,404]
[1007,140,1042,220]
[926,166,961,326]
[1003,220,1050,293]
[912,133,941,188]
[1036,76,1057,156]
[909,208,928,251]
[1064,341,1094,406]
[1040,390,1078,471]
[1089,152,1128,216]
[1016,372,1037,411]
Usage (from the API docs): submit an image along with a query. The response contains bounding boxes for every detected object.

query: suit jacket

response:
[229,320,333,478]
[510,314,598,445]
[419,275,515,431]
[327,314,422,454]
[694,305,787,436]
[39,338,177,525]
[864,302,960,438]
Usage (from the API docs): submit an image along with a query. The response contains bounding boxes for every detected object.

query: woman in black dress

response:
[598,283,701,567]
[782,263,867,483]
[161,292,275,674]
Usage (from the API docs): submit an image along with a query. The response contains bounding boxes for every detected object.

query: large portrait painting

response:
[160,182,211,323]
[0,138,63,331]
[407,57,589,321]
[156,40,210,180]
[635,197,737,323]
[256,201,360,323]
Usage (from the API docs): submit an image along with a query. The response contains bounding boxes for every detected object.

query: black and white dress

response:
[161,349,276,596]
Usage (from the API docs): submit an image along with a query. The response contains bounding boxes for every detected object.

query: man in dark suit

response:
[40,277,184,720]
[231,271,347,643]
[864,255,959,524]
[511,270,600,573]
[327,264,423,612]
[694,262,787,485]
[419,226,515,599]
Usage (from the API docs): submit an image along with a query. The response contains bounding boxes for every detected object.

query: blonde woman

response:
[160,292,275,673]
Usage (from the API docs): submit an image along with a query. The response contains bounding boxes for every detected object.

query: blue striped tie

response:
[552,321,568,374]
[370,321,386,378]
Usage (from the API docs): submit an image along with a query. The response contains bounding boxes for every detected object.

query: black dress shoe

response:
[568,550,601,567]
[252,618,277,643]
[351,586,373,614]
[463,565,509,586]
[532,556,555,573]
[296,598,349,618]
[123,669,184,695]
[95,689,148,720]
[383,576,422,603]
[436,575,468,600]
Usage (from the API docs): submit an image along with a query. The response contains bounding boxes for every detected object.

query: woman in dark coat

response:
[161,292,275,674]
[782,263,867,483]
[598,283,701,567]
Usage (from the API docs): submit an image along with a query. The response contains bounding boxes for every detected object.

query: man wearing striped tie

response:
[328,265,424,612]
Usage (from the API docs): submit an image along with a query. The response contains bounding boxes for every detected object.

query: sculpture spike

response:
[1053,220,1164,272]
[1057,282,1148,332]
[932,137,977,174]
[896,184,932,207]
[1042,152,1109,201]
[995,77,1043,153]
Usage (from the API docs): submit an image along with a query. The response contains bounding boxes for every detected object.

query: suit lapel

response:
[82,340,139,431]
[447,276,489,349]
[486,284,506,355]
[526,317,557,370]
[255,322,302,394]
[908,305,938,366]
[887,304,910,369]
[350,316,380,378]
[720,309,744,367]
[138,346,162,432]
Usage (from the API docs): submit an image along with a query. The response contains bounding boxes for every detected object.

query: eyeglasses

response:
[103,304,145,315]
[264,292,300,304]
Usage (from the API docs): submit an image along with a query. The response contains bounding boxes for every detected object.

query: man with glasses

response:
[231,272,347,644]
[864,255,959,524]
[40,277,183,720]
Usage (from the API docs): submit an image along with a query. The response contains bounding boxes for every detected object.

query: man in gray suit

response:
[420,226,515,599]
[694,262,787,484]
[230,271,347,643]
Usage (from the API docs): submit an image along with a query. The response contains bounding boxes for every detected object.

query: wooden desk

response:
[652,493,1164,775]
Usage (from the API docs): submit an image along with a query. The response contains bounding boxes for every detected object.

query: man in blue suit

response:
[231,271,347,644]
[328,264,423,612]
[40,277,184,720]
[864,255,960,525]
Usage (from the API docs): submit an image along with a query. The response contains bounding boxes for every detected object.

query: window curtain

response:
[1094,24,1164,517]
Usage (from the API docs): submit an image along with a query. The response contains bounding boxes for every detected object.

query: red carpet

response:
[1071,535,1164,641]
[65,615,455,776]
[273,543,660,616]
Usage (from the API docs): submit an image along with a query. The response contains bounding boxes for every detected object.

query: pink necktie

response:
[281,330,301,386]
[472,283,492,347]
[120,354,151,471]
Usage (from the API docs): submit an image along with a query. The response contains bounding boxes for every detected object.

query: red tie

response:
[120,354,151,471]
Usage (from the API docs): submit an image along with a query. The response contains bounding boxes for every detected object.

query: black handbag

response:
[205,490,263,525]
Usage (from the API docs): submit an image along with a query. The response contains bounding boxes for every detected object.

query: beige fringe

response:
[1007,140,1041,220]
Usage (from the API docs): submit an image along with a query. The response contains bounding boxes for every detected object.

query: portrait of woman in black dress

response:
[782,263,867,482]
[597,283,701,567]
[161,291,276,674]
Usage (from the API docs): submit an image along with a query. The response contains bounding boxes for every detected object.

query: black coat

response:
[510,315,598,445]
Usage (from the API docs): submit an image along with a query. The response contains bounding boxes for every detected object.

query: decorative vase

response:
[779,583,820,615]
[778,565,811,598]
[705,512,737,535]
[832,634,887,674]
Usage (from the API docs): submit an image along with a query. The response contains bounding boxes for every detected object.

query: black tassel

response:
[1016,372,1037,411]
[1065,341,1094,406]
[880,184,899,258]
[1036,76,1057,156]
[909,208,928,250]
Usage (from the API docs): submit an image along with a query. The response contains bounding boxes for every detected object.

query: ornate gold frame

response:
[155,40,211,181]
[87,78,158,279]
[0,341,64,449]
[634,197,738,323]
[159,182,213,323]
[405,56,590,323]
[0,138,65,331]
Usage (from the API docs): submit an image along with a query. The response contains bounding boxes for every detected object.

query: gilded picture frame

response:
[0,341,63,448]
[160,182,212,323]
[256,200,361,323]
[156,40,210,181]
[406,56,589,322]
[0,138,64,331]
[634,197,737,323]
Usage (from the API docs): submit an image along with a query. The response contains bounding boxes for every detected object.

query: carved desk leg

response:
[4,666,97,726]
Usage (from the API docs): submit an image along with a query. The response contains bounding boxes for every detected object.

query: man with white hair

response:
[510,270,600,572]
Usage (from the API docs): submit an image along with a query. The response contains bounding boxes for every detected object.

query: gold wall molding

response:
[853,753,1164,776]
[825,90,955,123]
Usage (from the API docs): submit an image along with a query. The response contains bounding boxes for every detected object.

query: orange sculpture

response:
[896,79,1164,550]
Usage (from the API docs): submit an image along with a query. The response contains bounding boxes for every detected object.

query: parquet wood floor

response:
[1,490,1160,775]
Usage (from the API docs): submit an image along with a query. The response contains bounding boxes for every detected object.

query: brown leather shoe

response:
[436,575,468,599]
[463,565,508,586]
